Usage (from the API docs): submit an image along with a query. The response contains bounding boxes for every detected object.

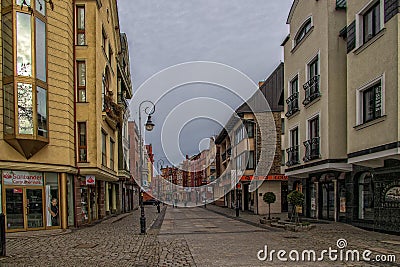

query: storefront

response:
[2,170,70,232]
[77,176,101,225]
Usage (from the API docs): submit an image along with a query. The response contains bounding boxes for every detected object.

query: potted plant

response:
[263,192,276,220]
[287,190,305,225]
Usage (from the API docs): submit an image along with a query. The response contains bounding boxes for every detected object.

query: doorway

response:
[320,182,335,220]
[5,187,45,231]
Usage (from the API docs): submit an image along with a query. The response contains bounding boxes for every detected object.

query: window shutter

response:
[384,0,400,23]
[347,20,356,53]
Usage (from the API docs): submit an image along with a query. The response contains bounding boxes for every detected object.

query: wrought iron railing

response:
[303,137,320,162]
[286,146,300,167]
[285,92,299,117]
[303,75,321,106]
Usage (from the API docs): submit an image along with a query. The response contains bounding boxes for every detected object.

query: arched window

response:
[358,172,374,220]
[294,17,312,46]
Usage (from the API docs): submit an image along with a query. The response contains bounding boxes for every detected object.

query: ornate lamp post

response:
[138,100,155,234]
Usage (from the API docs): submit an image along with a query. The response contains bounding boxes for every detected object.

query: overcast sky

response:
[118,0,293,166]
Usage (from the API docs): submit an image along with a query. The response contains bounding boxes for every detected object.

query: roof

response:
[286,0,299,24]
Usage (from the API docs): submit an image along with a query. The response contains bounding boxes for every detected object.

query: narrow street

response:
[2,206,400,266]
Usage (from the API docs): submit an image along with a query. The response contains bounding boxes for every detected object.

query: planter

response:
[284,224,315,232]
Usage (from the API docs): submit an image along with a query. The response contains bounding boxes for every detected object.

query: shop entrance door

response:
[321,183,335,220]
[5,187,44,231]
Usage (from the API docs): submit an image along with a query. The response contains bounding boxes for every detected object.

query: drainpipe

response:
[72,0,79,228]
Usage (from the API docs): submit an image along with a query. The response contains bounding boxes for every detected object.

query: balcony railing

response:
[286,146,300,167]
[303,75,321,106]
[285,92,299,117]
[303,137,320,162]
[103,94,123,129]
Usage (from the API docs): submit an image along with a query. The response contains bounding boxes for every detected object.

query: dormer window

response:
[294,17,312,47]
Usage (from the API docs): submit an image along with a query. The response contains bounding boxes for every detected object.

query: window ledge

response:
[286,110,300,120]
[354,115,386,131]
[303,95,321,109]
[76,45,88,48]
[77,102,89,104]
[354,28,386,55]
[291,26,314,54]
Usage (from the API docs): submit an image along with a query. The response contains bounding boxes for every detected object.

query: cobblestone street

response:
[1,206,400,266]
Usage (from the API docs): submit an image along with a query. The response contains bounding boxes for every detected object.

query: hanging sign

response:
[86,175,96,185]
[2,170,43,186]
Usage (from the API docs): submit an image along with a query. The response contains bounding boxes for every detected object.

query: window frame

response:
[78,122,87,162]
[293,16,313,48]
[110,138,115,170]
[306,113,320,140]
[356,74,385,126]
[76,60,86,103]
[76,5,86,45]
[356,0,384,48]
[101,130,107,167]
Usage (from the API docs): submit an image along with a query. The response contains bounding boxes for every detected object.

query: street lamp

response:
[139,100,155,234]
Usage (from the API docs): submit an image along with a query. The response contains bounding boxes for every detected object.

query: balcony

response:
[303,75,321,106]
[103,94,123,130]
[303,137,320,162]
[286,146,300,167]
[285,92,299,118]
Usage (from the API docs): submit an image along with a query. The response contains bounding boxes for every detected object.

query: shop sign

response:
[385,186,400,202]
[86,175,95,185]
[2,170,43,186]
[240,175,288,182]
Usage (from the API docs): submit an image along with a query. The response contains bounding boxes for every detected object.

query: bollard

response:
[0,214,6,256]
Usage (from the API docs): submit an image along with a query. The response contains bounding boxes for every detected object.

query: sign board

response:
[2,170,43,186]
[240,175,288,182]
[385,187,400,202]
[86,175,95,186]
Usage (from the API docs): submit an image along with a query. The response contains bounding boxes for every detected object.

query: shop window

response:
[45,173,59,227]
[67,175,75,226]
[358,172,374,220]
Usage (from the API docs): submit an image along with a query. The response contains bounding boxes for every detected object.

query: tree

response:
[287,190,305,224]
[263,192,276,220]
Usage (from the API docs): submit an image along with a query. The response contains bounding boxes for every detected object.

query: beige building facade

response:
[283,0,350,221]
[0,0,133,232]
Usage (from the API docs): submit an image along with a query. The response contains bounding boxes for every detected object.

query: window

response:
[102,131,107,166]
[2,1,48,142]
[245,121,254,138]
[102,27,107,51]
[363,1,381,43]
[304,116,320,161]
[308,56,319,79]
[102,68,110,111]
[76,6,85,45]
[108,43,113,61]
[358,172,374,220]
[362,81,382,123]
[308,116,319,139]
[110,139,115,170]
[235,126,245,145]
[247,151,255,170]
[286,75,299,118]
[294,18,312,46]
[37,86,47,137]
[281,118,285,135]
[77,61,86,102]
[281,150,285,166]
[78,122,87,162]
[290,76,298,95]
[286,127,299,166]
